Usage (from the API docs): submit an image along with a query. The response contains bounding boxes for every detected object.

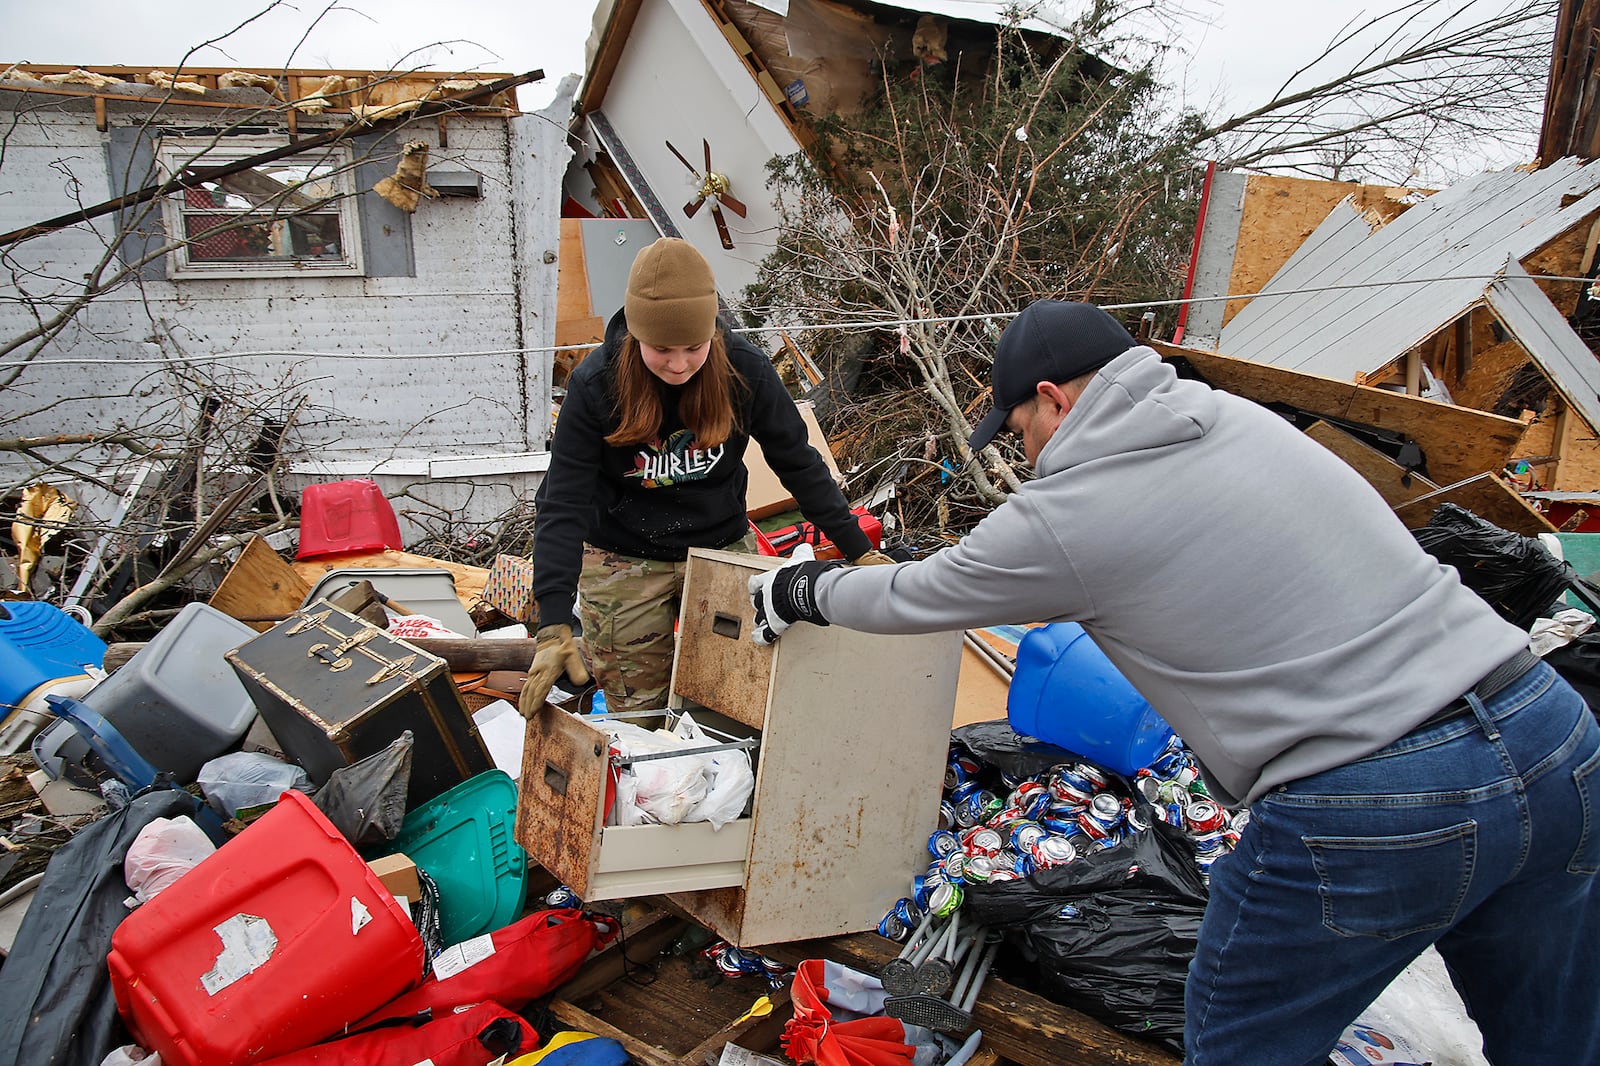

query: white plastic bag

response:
[100,1046,162,1066]
[125,816,215,904]
[602,719,712,826]
[677,713,754,830]
[196,751,313,817]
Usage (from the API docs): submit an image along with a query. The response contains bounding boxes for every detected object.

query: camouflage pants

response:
[577,534,758,722]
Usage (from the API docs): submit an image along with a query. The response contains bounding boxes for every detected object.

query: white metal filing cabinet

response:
[515,547,962,946]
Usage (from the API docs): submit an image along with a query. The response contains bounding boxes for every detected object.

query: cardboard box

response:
[368,852,422,903]
[744,400,842,520]
[482,554,537,624]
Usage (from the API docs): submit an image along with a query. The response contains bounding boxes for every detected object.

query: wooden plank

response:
[555,218,605,381]
[675,984,793,1066]
[1392,472,1559,536]
[1153,341,1526,487]
[553,911,689,1003]
[209,535,313,632]
[548,1000,677,1066]
[763,933,1181,1066]
[1304,421,1440,510]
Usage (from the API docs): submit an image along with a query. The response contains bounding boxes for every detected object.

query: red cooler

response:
[296,479,403,559]
[108,790,425,1066]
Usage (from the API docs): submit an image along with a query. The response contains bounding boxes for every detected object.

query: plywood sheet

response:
[1304,421,1439,509]
[209,536,313,631]
[1392,473,1558,536]
[1222,174,1420,328]
[555,218,605,381]
[1154,341,1526,487]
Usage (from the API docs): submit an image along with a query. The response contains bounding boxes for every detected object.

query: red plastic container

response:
[759,506,883,560]
[295,479,403,560]
[108,790,425,1066]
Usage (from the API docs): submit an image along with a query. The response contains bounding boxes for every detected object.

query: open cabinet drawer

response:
[516,704,754,901]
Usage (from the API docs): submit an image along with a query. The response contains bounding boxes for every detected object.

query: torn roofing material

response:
[1217,157,1600,383]
[1486,258,1600,433]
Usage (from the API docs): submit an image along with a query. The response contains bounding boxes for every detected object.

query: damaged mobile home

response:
[4,0,1600,1063]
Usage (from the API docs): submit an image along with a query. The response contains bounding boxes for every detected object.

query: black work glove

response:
[747,557,846,644]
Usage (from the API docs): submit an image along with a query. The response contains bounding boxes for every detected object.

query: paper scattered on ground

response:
[472,700,523,776]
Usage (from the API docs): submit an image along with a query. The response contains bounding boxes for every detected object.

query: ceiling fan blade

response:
[684,196,705,218]
[703,138,714,175]
[711,204,734,250]
[665,140,699,176]
[716,190,748,218]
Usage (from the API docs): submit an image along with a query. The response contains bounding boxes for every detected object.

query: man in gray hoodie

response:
[749,300,1600,1065]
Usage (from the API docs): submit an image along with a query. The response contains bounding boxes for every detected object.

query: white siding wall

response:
[0,89,572,541]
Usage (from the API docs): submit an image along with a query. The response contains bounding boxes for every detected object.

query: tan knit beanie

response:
[624,238,719,347]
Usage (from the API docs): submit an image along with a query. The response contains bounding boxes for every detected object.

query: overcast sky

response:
[6,0,1542,150]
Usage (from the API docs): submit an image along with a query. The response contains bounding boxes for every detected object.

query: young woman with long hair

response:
[520,238,887,721]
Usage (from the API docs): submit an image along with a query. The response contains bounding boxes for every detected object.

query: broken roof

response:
[1218,158,1600,385]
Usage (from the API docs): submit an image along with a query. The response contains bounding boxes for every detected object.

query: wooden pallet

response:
[536,900,1181,1066]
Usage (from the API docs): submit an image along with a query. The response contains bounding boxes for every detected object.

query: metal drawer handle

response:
[544,763,568,796]
[712,612,741,639]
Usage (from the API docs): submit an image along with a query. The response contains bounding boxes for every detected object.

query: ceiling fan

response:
[665,138,746,250]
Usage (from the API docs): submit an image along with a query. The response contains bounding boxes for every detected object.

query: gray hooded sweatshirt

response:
[813,346,1529,806]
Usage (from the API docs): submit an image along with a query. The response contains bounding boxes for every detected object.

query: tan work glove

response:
[518,624,590,719]
[850,549,896,566]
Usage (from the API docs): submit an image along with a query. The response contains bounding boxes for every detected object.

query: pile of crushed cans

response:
[879,735,1249,941]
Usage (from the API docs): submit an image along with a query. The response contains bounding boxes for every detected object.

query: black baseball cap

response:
[969,300,1138,451]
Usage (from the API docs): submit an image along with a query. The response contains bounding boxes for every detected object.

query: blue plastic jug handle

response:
[43,694,161,791]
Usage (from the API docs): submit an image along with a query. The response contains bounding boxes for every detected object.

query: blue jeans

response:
[1186,661,1600,1065]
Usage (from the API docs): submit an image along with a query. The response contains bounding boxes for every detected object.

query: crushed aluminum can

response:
[928,880,964,917]
[1010,821,1048,853]
[964,826,1004,856]
[944,753,981,790]
[1124,805,1153,833]
[1185,799,1227,834]
[1192,829,1229,856]
[1049,767,1096,806]
[987,805,1028,832]
[878,910,909,941]
[1008,780,1047,809]
[938,800,957,831]
[948,781,984,806]
[544,885,582,908]
[1030,834,1078,868]
[1057,903,1082,920]
[963,854,998,883]
[1021,789,1052,821]
[1075,763,1110,790]
[913,874,936,911]
[893,897,921,927]
[929,828,961,859]
[940,851,968,883]
[1136,775,1165,803]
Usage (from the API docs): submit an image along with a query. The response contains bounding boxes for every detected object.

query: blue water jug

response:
[1007,622,1174,776]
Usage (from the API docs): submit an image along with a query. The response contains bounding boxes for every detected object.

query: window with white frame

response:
[156,136,364,278]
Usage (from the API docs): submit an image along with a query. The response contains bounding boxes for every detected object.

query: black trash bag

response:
[1543,635,1600,717]
[1411,503,1591,629]
[962,820,1207,1046]
[313,731,414,847]
[0,789,196,1066]
[953,719,1084,780]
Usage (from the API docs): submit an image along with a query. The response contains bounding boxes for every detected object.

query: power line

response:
[4,270,1593,368]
